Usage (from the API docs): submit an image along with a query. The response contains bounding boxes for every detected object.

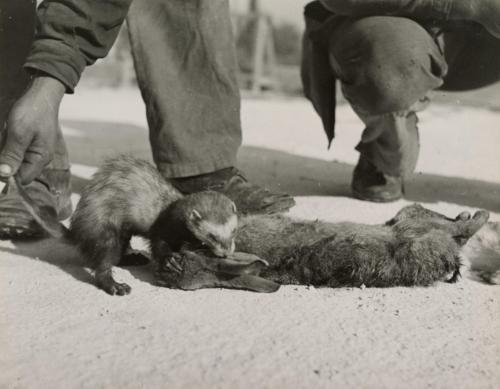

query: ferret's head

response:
[185,191,238,257]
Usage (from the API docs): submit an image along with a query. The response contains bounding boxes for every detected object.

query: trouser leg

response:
[355,109,421,177]
[127,0,242,178]
[328,16,447,176]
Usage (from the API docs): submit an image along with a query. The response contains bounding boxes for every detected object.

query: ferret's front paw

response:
[162,254,184,274]
[156,254,185,288]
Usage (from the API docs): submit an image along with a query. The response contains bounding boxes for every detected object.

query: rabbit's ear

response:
[217,274,280,293]
[215,253,269,276]
[209,253,280,292]
[178,272,280,293]
[170,250,281,293]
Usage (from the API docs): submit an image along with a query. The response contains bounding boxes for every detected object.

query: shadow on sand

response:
[63,119,500,213]
[0,238,157,293]
[2,117,497,291]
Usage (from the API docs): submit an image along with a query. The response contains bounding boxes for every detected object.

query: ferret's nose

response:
[212,247,229,258]
[213,240,235,258]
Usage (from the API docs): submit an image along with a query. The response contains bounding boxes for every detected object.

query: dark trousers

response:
[1,0,242,178]
[324,16,500,176]
[127,0,242,178]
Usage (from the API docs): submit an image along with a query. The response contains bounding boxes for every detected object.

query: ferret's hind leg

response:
[446,258,462,283]
[93,235,132,295]
[95,252,132,295]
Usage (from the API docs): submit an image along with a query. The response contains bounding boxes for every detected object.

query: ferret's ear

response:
[190,209,202,222]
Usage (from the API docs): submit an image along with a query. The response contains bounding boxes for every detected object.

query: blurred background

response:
[56,0,499,212]
[81,0,308,95]
[78,0,500,108]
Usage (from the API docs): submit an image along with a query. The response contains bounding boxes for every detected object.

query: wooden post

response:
[247,0,278,93]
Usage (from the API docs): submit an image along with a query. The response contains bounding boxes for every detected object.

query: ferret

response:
[9,155,238,296]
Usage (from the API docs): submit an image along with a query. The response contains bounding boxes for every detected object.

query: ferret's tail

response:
[11,176,70,239]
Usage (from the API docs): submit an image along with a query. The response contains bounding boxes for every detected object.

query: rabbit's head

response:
[156,248,280,293]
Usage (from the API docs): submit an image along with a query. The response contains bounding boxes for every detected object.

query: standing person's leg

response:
[126,0,295,214]
[0,0,72,238]
[127,0,241,178]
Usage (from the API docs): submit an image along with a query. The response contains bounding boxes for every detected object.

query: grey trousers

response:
[127,0,242,178]
[318,16,500,176]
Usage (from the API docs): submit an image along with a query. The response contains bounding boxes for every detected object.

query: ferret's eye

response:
[208,233,217,242]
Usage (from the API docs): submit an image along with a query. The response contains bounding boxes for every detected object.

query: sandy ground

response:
[1,89,499,389]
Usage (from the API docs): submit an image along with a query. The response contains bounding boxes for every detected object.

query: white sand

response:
[1,89,499,389]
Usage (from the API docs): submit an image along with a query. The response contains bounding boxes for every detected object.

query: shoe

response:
[0,169,72,239]
[171,167,295,215]
[351,156,403,202]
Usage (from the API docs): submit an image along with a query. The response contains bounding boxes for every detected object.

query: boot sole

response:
[352,188,403,203]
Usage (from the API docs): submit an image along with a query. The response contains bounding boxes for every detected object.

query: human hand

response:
[0,76,65,184]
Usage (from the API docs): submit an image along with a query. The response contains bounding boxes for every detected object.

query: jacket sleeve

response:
[319,0,454,20]
[25,0,133,93]
[301,2,338,147]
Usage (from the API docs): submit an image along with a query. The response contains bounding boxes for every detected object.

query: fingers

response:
[0,123,52,184]
[0,132,29,180]
[16,149,50,184]
[0,77,63,184]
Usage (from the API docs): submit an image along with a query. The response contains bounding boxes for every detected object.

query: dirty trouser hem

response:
[155,153,238,179]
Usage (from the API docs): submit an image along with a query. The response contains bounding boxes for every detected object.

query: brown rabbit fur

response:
[160,204,489,290]
[231,205,489,287]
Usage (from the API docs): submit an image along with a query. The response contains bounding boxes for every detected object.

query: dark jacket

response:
[25,0,132,93]
[301,2,340,147]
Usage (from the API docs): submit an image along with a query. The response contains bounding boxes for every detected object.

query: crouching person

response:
[302,0,500,202]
